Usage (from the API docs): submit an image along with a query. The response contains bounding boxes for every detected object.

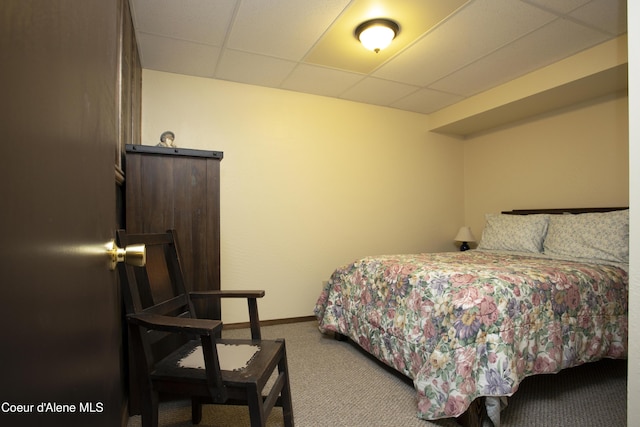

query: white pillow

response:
[477,214,549,253]
[543,210,629,263]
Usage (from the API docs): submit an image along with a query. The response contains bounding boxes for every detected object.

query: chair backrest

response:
[117,229,196,315]
[117,229,196,360]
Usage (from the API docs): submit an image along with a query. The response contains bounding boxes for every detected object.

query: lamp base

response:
[460,242,470,251]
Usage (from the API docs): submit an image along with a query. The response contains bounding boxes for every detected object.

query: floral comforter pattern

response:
[314,250,628,420]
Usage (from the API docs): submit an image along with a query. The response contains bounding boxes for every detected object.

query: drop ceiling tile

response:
[281,64,364,97]
[522,0,591,14]
[304,0,469,75]
[569,0,627,35]
[431,17,611,97]
[391,88,463,115]
[227,0,350,60]
[130,0,237,45]
[374,0,556,86]
[340,77,419,106]
[215,49,298,88]
[137,33,220,77]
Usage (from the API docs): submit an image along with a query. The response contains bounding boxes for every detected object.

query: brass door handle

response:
[106,240,146,270]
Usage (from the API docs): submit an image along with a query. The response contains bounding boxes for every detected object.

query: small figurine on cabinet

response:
[157,131,176,147]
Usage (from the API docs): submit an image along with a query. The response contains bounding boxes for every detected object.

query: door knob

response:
[106,240,146,270]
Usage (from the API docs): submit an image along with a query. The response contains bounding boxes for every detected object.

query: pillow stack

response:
[477,209,629,264]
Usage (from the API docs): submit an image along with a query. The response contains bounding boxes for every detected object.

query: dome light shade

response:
[355,19,399,53]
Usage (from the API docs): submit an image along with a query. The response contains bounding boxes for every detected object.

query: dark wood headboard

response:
[502,207,628,215]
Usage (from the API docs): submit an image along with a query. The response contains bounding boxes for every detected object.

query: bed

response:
[314,208,628,426]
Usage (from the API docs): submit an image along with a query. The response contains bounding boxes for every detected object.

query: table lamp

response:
[454,226,476,251]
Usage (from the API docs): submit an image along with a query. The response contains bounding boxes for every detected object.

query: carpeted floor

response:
[126,321,626,427]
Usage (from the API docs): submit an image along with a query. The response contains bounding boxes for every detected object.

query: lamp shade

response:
[454,226,476,243]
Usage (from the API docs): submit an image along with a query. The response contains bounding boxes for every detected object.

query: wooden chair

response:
[117,229,294,427]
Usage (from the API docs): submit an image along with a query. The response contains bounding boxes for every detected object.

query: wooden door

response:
[1,1,126,426]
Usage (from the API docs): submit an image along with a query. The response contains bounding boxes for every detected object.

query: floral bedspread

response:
[314,250,628,420]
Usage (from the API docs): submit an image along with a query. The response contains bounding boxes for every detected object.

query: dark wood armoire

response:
[124,144,224,319]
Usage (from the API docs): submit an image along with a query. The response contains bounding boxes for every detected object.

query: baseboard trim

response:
[224,315,316,330]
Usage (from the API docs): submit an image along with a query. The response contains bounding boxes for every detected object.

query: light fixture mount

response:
[355,18,400,53]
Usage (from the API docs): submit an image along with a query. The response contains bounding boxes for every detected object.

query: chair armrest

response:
[189,290,265,340]
[189,290,265,299]
[127,313,223,336]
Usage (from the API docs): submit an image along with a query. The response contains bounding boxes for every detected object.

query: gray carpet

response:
[126,321,626,427]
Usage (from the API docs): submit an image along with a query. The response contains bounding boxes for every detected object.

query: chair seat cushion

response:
[151,338,285,387]
[179,343,260,371]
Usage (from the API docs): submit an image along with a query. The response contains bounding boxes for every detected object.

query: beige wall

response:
[627,1,638,424]
[141,70,464,323]
[141,70,629,325]
[462,93,629,241]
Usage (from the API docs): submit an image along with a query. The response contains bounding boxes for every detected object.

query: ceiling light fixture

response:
[355,18,400,53]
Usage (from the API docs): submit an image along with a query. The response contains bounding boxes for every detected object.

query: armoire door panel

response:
[125,145,223,319]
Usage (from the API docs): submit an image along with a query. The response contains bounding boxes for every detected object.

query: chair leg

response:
[278,342,294,427]
[191,398,203,424]
[140,390,159,427]
[246,383,266,427]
